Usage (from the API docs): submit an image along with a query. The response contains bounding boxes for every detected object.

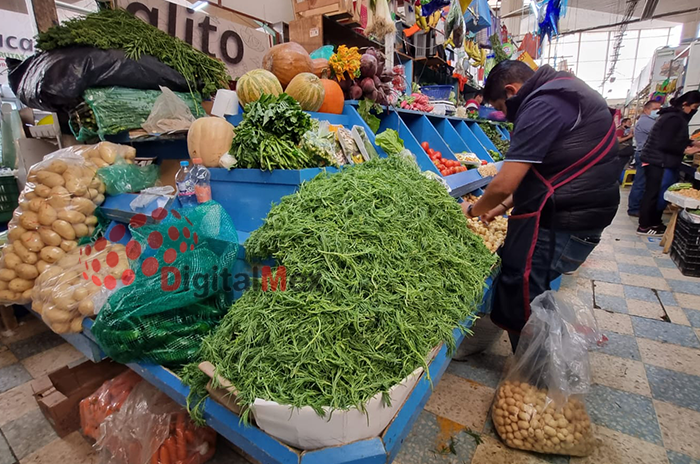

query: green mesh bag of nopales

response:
[92,201,238,366]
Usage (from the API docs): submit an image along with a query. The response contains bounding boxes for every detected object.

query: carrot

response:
[184,430,195,444]
[175,415,187,461]
[151,449,160,464]
[165,437,178,464]
[159,445,170,464]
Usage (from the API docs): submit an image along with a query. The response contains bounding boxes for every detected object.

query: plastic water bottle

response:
[175,161,198,207]
[192,158,212,203]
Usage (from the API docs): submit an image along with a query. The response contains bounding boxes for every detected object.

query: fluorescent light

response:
[191,1,207,11]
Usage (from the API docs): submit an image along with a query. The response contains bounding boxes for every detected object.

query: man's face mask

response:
[650,109,659,119]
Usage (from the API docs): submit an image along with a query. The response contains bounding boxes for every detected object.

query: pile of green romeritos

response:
[479,123,510,156]
[36,9,229,95]
[230,94,335,170]
[184,155,497,420]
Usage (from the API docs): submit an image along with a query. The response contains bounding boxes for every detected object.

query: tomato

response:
[432,159,440,166]
[434,151,442,159]
[460,166,467,172]
[427,148,435,156]
[421,142,430,150]
[439,169,447,176]
[481,160,488,165]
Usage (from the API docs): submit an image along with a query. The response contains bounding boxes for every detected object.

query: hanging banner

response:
[115,0,271,79]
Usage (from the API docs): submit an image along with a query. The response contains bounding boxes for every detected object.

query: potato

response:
[28,198,45,213]
[73,223,89,238]
[71,197,96,215]
[124,146,137,159]
[41,266,62,281]
[88,188,99,199]
[33,184,51,200]
[54,295,76,311]
[85,215,98,226]
[15,263,38,280]
[73,287,88,301]
[78,299,95,316]
[44,307,72,323]
[65,178,88,196]
[19,211,40,230]
[38,227,62,247]
[52,220,76,240]
[4,253,21,270]
[37,203,58,226]
[2,245,14,255]
[13,241,38,265]
[60,240,78,253]
[88,225,95,235]
[0,290,18,301]
[36,260,51,274]
[57,254,80,269]
[47,160,68,174]
[82,147,98,158]
[8,226,27,241]
[97,182,106,194]
[94,194,105,206]
[24,191,38,200]
[57,270,77,286]
[20,231,44,252]
[98,142,118,163]
[92,158,109,169]
[39,246,65,264]
[9,278,33,292]
[0,281,7,291]
[0,269,17,282]
[69,318,84,333]
[57,210,86,224]
[36,171,65,188]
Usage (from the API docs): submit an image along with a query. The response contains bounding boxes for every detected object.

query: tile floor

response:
[0,193,699,464]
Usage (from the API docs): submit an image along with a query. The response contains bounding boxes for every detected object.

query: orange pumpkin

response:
[317,79,344,114]
[262,42,313,88]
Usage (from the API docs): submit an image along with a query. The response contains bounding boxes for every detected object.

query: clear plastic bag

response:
[445,0,465,46]
[491,291,602,456]
[31,240,131,334]
[300,122,339,167]
[80,370,143,441]
[95,381,217,464]
[142,86,197,134]
[0,142,133,305]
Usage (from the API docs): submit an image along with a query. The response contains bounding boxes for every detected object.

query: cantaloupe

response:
[237,69,283,107]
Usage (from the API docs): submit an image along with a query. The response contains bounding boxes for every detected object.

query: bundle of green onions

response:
[184,156,497,420]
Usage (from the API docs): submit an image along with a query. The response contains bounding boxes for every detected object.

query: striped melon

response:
[285,73,325,112]
[237,69,283,107]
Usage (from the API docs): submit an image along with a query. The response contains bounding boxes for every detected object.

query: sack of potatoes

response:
[31,240,130,334]
[492,380,594,456]
[491,291,602,457]
[0,142,134,305]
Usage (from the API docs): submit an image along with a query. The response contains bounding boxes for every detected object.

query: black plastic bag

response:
[7,46,190,112]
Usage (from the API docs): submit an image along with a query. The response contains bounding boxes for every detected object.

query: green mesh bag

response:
[82,87,204,137]
[92,201,238,366]
[97,161,159,195]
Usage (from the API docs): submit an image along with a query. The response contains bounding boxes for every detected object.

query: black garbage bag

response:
[7,46,190,112]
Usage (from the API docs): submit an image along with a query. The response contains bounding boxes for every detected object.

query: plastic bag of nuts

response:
[492,291,603,456]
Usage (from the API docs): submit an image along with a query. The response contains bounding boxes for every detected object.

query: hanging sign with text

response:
[115,0,271,79]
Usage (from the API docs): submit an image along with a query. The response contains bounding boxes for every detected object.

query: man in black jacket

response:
[462,61,620,350]
[638,91,700,235]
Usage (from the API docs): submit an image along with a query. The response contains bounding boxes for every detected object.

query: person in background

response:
[637,90,700,235]
[627,100,661,217]
[462,61,619,351]
[616,117,635,176]
[465,90,483,116]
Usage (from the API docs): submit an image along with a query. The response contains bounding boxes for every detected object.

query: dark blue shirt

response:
[504,94,579,166]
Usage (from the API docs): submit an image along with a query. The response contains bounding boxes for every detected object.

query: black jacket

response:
[508,66,620,231]
[640,106,692,169]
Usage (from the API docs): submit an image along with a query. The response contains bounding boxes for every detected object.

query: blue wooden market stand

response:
[23,103,529,463]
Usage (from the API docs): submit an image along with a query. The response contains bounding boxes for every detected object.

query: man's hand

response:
[480,204,508,225]
[461,202,474,218]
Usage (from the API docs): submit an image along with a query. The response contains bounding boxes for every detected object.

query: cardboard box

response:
[289,15,324,54]
[292,0,353,18]
[31,360,127,438]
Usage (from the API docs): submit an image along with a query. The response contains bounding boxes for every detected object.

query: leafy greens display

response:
[230,94,335,170]
[184,156,497,421]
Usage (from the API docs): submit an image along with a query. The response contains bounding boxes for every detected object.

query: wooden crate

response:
[289,15,324,54]
[293,0,354,19]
